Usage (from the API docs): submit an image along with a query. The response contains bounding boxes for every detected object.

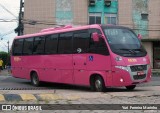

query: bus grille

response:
[130,65,147,72]
[133,74,146,80]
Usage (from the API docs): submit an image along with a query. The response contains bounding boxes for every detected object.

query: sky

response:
[0,0,20,52]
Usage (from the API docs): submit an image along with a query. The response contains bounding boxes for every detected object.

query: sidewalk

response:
[0,69,11,76]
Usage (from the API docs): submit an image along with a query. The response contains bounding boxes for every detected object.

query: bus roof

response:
[15,24,123,39]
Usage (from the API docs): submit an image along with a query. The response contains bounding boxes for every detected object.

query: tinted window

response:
[33,36,45,55]
[13,39,24,56]
[58,32,73,54]
[89,29,109,55]
[73,31,90,53]
[23,38,34,55]
[45,34,58,54]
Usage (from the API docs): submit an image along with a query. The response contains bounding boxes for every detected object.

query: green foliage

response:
[0,51,10,68]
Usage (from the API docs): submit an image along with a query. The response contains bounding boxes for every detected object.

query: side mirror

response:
[138,34,142,40]
[92,32,100,42]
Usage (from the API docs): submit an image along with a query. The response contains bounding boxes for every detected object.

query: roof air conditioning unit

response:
[104,0,111,7]
[89,0,96,6]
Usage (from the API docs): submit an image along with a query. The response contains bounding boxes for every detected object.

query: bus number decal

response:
[128,59,137,62]
[14,57,21,62]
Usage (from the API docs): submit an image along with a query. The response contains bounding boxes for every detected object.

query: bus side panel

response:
[56,55,74,84]
[11,56,25,78]
[73,54,88,85]
[86,54,112,86]
[38,55,61,83]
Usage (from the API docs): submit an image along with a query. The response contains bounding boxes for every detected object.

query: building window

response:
[105,14,117,25]
[89,13,101,24]
[141,13,148,21]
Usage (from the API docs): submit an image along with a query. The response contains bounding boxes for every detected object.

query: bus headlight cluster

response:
[115,56,122,61]
[115,66,129,72]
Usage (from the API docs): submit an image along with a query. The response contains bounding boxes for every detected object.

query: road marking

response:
[38,94,61,100]
[0,94,5,101]
[20,94,37,101]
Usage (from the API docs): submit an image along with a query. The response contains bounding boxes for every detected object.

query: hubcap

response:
[33,75,38,85]
[95,79,101,90]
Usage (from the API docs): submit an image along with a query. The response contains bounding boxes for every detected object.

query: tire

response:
[31,72,40,87]
[91,76,105,92]
[126,85,136,90]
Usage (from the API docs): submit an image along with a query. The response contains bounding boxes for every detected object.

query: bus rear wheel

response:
[125,85,136,90]
[91,76,105,92]
[31,72,40,87]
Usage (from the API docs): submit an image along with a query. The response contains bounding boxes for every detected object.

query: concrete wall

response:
[148,0,160,39]
[143,42,153,68]
[24,0,55,34]
[118,0,133,28]
[24,0,88,34]
[132,0,149,38]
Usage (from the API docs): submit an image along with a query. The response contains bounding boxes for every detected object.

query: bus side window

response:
[58,32,73,54]
[33,36,45,55]
[23,38,34,55]
[45,34,58,54]
[73,31,90,53]
[89,29,110,56]
[13,39,24,56]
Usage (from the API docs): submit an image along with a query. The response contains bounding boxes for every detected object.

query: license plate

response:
[137,71,145,76]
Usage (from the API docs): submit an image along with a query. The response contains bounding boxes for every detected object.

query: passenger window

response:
[45,34,58,54]
[89,29,110,55]
[33,36,45,55]
[58,32,73,54]
[23,38,34,55]
[73,31,90,53]
[13,39,24,56]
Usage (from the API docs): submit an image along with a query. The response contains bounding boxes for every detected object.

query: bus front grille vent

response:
[130,65,147,72]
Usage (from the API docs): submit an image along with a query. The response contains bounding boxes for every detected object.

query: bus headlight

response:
[115,56,122,61]
[115,66,129,72]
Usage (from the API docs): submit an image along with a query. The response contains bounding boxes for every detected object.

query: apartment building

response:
[118,0,160,69]
[22,0,160,68]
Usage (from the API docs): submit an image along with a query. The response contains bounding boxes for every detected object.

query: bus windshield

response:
[103,27,147,57]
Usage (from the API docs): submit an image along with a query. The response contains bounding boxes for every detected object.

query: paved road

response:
[0,75,159,90]
[0,73,160,113]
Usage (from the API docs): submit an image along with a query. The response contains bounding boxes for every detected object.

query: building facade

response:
[118,0,160,69]
[23,0,160,69]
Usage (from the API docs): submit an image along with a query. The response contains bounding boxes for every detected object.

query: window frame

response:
[89,13,102,25]
[104,13,117,25]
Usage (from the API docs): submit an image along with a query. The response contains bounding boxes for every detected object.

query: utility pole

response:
[7,41,9,54]
[16,0,24,36]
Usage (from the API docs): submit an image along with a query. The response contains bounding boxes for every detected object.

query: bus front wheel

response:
[125,85,136,90]
[91,76,105,92]
[31,72,40,87]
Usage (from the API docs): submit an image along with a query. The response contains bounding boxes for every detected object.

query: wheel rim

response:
[33,75,38,85]
[95,79,102,91]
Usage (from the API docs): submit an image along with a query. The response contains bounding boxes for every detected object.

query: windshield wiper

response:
[119,49,137,54]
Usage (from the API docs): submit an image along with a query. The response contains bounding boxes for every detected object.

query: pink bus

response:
[11,24,151,92]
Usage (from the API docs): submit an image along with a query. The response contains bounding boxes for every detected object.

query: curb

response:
[0,93,81,102]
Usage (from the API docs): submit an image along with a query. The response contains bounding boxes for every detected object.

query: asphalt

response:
[0,69,159,102]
